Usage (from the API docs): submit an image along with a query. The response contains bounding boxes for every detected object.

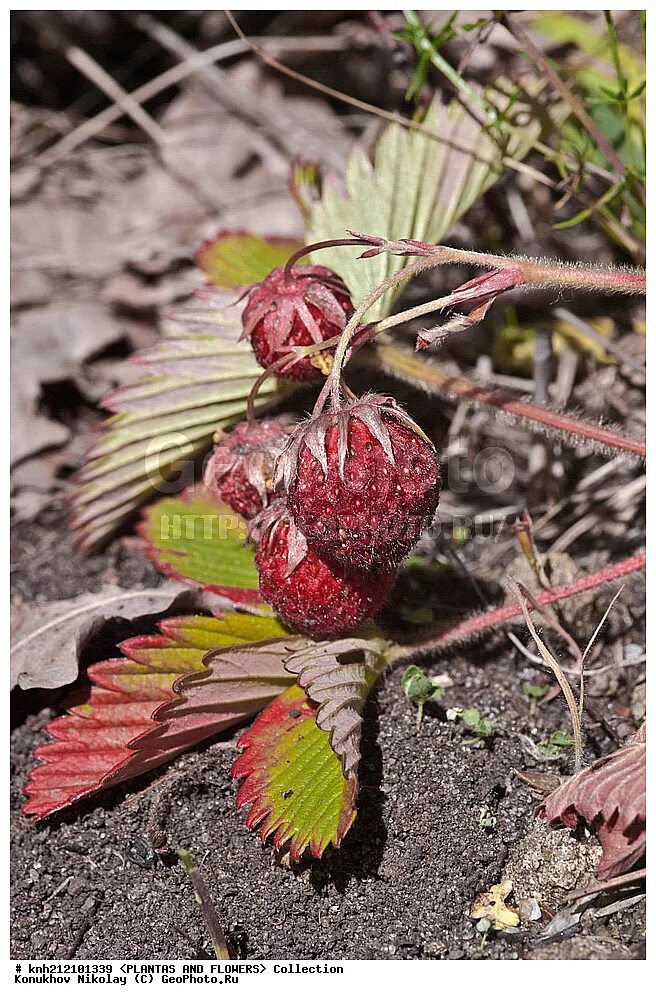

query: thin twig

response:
[177,848,230,960]
[20,17,170,151]
[514,579,583,664]
[509,578,583,772]
[63,44,168,147]
[578,586,625,716]
[563,868,646,903]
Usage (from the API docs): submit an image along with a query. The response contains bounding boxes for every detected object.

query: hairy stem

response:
[368,341,646,459]
[283,238,366,280]
[324,257,441,411]
[392,552,645,663]
[357,238,646,295]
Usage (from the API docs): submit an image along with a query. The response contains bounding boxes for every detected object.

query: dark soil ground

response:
[10,9,646,963]
[10,507,645,961]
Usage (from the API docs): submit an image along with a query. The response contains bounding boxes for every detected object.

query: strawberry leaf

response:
[23,611,292,820]
[537,724,646,879]
[283,637,390,776]
[309,84,547,319]
[70,290,287,552]
[197,231,302,288]
[137,486,261,606]
[232,684,357,860]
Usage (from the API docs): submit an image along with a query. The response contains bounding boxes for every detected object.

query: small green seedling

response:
[447,706,496,745]
[522,681,549,714]
[536,730,575,760]
[522,681,549,702]
[401,665,445,729]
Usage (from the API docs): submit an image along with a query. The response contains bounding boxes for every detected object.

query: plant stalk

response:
[391,552,645,663]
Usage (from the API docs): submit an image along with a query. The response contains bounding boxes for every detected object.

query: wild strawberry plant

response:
[22,82,645,876]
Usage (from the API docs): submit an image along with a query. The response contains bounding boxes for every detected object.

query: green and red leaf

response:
[23,612,292,820]
[70,290,286,552]
[232,684,357,861]
[137,486,261,606]
[197,231,302,289]
[283,636,390,776]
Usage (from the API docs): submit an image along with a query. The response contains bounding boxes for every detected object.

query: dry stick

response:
[370,341,646,459]
[176,849,230,960]
[509,579,583,772]
[563,868,646,904]
[61,43,168,148]
[36,35,350,166]
[132,13,350,172]
[501,13,626,181]
[21,3,166,152]
[515,579,582,665]
[577,586,625,717]
[394,552,645,658]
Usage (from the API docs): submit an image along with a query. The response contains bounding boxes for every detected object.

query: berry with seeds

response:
[280,395,440,572]
[254,503,395,639]
[241,265,354,381]
[204,418,292,519]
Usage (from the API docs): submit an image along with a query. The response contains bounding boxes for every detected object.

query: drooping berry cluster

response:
[204,261,440,639]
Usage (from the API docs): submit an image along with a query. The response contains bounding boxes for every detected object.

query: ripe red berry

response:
[254,504,395,639]
[204,418,292,519]
[279,395,440,572]
[241,265,354,381]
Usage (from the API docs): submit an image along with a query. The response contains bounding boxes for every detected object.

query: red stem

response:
[283,238,367,280]
[396,552,645,659]
[371,342,646,459]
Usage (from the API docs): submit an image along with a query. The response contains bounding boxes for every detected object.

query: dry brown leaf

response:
[10,584,232,691]
[537,724,646,878]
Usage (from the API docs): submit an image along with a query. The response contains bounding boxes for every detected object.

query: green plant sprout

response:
[447,707,496,746]
[401,665,445,729]
[536,730,576,761]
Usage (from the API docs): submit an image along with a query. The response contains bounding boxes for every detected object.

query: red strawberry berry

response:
[204,418,292,519]
[241,265,354,382]
[254,503,395,639]
[279,395,440,572]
